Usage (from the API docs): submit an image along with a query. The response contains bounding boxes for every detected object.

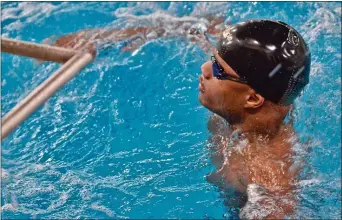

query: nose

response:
[201,61,213,80]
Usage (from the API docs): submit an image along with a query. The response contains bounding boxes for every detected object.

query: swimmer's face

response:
[198,53,253,121]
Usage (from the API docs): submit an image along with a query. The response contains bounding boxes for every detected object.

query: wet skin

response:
[43,15,299,218]
[199,52,301,219]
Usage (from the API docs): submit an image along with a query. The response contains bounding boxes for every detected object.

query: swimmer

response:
[199,19,311,219]
[42,13,225,55]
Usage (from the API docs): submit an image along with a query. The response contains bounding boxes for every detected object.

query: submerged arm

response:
[240,154,298,219]
[240,185,296,219]
[43,14,225,54]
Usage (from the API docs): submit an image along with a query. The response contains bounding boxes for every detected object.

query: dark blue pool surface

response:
[1,2,341,219]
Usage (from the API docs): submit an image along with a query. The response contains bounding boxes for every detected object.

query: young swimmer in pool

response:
[42,13,225,54]
[199,19,311,219]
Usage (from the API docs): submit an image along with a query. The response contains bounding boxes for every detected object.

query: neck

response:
[230,103,290,142]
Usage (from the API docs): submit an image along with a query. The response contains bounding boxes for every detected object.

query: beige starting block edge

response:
[1,37,95,140]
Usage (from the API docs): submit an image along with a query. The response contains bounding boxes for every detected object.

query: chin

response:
[198,93,226,118]
[198,93,214,112]
[198,92,207,107]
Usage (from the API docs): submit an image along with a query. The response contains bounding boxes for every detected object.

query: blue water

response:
[1,2,341,219]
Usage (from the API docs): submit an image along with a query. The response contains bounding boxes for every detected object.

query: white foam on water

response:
[110,99,125,125]
[1,168,10,181]
[298,178,321,187]
[48,192,69,210]
[190,2,228,18]
[11,194,19,209]
[110,7,220,57]
[2,2,57,31]
[239,184,296,219]
[301,7,341,43]
[91,202,115,217]
[1,203,17,212]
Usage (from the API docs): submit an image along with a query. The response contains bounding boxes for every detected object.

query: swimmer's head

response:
[199,19,311,123]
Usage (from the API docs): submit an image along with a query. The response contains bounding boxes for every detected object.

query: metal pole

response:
[1,37,78,63]
[1,52,94,140]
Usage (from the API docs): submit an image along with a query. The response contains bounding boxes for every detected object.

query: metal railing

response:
[1,37,95,140]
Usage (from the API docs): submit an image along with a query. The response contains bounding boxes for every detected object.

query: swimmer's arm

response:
[266,184,296,219]
[46,28,102,49]
[43,27,157,51]
[240,190,296,219]
[244,190,296,220]
[205,15,225,35]
[241,160,297,219]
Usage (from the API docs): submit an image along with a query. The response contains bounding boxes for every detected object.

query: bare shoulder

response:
[247,127,298,192]
[207,114,228,134]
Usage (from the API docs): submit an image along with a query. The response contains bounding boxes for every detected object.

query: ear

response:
[244,92,264,109]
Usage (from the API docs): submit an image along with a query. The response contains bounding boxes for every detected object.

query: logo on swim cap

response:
[287,29,299,46]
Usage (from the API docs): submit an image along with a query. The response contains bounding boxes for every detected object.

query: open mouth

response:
[198,83,205,92]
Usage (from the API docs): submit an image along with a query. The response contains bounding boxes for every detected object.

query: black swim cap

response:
[216,19,311,105]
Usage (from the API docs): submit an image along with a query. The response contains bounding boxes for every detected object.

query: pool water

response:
[1,2,341,219]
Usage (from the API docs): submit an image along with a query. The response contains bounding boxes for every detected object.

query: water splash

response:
[1,2,341,219]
